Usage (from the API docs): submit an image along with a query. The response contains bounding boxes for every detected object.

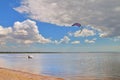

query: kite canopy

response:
[72,23,83,34]
[72,23,81,27]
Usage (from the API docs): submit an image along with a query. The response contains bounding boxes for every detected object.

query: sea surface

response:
[0,52,120,80]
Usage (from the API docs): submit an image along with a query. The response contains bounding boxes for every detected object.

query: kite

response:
[72,23,83,33]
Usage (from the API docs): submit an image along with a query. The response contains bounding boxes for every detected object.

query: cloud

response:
[99,32,108,38]
[12,19,51,44]
[71,41,80,44]
[112,36,120,42]
[74,29,96,37]
[60,36,70,43]
[0,19,51,45]
[85,38,97,43]
[0,26,12,45]
[14,0,120,37]
[68,32,73,36]
[54,36,70,44]
[0,26,12,38]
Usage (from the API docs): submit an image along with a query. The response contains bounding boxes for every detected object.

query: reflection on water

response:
[0,53,120,80]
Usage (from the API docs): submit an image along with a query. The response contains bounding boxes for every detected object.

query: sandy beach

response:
[0,67,120,80]
[0,67,64,80]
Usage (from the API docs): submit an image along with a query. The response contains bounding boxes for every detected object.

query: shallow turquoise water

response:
[0,52,120,80]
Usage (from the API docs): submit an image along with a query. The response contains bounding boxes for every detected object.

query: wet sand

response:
[66,76,120,80]
[0,67,120,80]
[0,67,64,80]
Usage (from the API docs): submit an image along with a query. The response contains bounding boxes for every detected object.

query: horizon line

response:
[0,51,119,53]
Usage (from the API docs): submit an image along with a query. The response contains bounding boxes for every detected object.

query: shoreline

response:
[0,67,64,80]
[0,67,120,80]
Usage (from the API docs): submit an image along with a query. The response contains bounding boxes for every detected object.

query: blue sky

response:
[0,0,120,52]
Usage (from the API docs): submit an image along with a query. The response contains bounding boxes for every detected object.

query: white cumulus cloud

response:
[54,36,70,44]
[11,19,51,44]
[0,20,51,45]
[0,26,12,45]
[71,41,80,44]
[60,36,70,43]
[112,36,120,42]
[14,0,120,37]
[85,38,97,43]
[74,29,96,37]
[0,26,12,38]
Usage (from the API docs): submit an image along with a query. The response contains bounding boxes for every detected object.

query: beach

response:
[0,67,64,80]
[0,67,120,80]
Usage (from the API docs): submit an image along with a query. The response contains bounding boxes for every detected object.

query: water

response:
[0,52,120,80]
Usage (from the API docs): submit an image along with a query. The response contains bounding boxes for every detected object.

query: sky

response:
[0,0,120,52]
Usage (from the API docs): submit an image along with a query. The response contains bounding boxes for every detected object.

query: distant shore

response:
[0,51,119,54]
[0,52,60,53]
[0,67,64,80]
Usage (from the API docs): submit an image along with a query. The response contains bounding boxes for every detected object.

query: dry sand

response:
[0,67,64,80]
